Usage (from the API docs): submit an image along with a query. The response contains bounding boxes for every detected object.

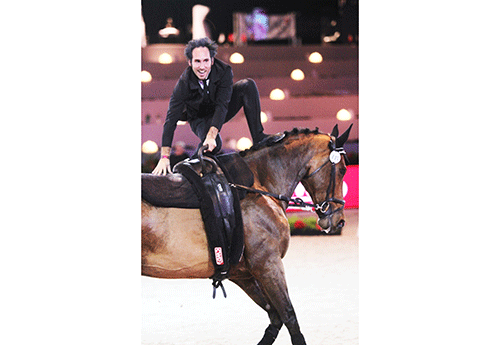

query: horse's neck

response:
[245,141,313,200]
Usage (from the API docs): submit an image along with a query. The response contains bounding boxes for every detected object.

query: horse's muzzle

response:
[317,215,345,234]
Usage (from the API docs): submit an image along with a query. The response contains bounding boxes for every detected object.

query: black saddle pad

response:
[141,173,200,208]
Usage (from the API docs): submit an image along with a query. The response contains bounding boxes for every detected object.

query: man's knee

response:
[234,78,258,98]
[243,78,257,90]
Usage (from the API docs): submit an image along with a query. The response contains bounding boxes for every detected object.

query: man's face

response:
[188,47,214,80]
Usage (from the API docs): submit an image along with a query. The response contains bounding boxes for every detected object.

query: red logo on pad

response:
[214,247,224,265]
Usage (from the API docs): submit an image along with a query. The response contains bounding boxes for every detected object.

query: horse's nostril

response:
[337,220,345,228]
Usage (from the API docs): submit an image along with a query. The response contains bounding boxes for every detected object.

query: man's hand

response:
[152,157,172,175]
[202,137,217,152]
[203,126,219,152]
[152,146,172,175]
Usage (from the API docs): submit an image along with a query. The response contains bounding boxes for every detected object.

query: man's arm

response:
[162,75,189,148]
[152,72,190,175]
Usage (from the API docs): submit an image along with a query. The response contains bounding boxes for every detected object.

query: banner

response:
[233,10,296,44]
[288,165,359,211]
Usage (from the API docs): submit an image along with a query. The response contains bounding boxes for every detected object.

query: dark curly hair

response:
[184,37,218,61]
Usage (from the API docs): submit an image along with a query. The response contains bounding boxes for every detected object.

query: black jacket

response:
[162,58,233,147]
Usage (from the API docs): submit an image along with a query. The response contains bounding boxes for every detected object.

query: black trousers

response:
[190,78,265,155]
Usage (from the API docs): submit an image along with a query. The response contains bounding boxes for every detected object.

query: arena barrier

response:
[287,165,359,211]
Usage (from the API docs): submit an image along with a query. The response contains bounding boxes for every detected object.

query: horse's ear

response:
[335,123,353,148]
[331,124,339,138]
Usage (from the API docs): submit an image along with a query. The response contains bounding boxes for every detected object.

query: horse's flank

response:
[141,204,214,279]
[141,189,291,279]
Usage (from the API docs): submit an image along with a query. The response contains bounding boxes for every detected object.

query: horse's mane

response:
[239,127,322,157]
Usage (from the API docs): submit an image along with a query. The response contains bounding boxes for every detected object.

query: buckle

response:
[316,201,330,214]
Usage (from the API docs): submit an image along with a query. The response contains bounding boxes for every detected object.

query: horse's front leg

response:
[241,197,307,344]
[230,276,283,345]
[249,257,307,345]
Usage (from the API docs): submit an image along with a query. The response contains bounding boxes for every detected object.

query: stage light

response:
[229,52,245,64]
[260,111,268,123]
[158,53,173,64]
[336,109,352,121]
[323,32,341,43]
[290,69,305,81]
[158,27,180,38]
[270,88,285,100]
[308,52,323,63]
[142,140,158,154]
[236,137,252,151]
[141,70,152,83]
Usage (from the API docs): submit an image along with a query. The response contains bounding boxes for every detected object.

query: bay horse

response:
[142,124,352,345]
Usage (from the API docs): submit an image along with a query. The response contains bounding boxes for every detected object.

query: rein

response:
[230,142,347,217]
[228,182,313,207]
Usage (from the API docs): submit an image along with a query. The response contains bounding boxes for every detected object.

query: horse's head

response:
[301,124,353,233]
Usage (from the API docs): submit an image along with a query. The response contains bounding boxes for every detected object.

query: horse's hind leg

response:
[231,277,283,345]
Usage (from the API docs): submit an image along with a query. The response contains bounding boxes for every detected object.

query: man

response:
[152,37,270,175]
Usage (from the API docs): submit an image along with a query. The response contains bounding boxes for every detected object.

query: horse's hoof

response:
[257,325,280,345]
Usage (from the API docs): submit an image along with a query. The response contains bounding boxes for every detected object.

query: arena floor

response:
[142,209,359,345]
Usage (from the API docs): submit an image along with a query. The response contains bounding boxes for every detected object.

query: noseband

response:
[302,140,347,219]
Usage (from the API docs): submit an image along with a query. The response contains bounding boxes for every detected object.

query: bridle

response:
[229,138,348,221]
[301,139,348,220]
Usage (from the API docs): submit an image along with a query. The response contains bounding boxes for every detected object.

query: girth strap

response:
[174,163,231,288]
[173,152,245,298]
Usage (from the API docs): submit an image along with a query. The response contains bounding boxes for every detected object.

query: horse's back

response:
[141,202,214,278]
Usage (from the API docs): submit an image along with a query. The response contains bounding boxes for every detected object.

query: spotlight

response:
[158,53,173,64]
[236,137,252,151]
[260,111,268,123]
[336,109,352,121]
[270,88,285,100]
[229,52,245,64]
[308,52,323,63]
[141,70,152,83]
[290,69,305,81]
[142,140,158,154]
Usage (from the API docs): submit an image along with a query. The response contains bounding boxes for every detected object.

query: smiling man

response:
[153,37,270,175]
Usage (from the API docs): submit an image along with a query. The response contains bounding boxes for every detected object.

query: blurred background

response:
[141,0,359,179]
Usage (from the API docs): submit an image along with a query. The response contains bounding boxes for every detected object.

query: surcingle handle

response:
[212,280,227,299]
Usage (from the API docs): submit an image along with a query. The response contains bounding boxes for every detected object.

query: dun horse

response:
[142,125,352,345]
